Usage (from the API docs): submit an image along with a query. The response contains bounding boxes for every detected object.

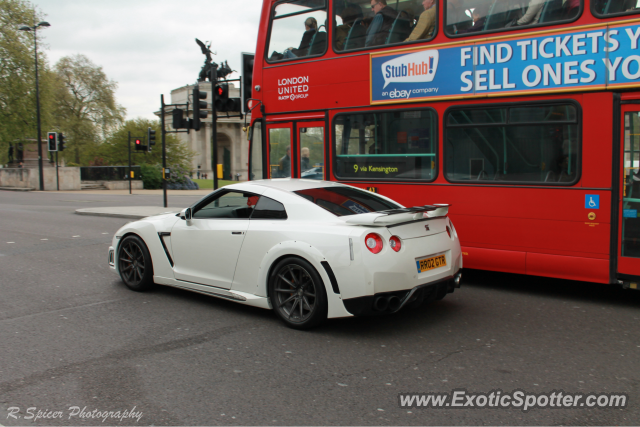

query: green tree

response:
[0,0,56,163]
[95,118,194,172]
[53,54,125,164]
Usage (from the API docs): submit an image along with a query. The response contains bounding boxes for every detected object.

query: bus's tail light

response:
[365,233,383,254]
[389,236,402,252]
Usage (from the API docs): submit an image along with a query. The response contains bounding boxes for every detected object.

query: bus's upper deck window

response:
[267,0,328,62]
[445,0,581,37]
[334,0,437,52]
[593,0,640,17]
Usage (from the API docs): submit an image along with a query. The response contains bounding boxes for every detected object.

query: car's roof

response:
[233,179,351,193]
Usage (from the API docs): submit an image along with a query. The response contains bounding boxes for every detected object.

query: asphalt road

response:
[0,190,639,426]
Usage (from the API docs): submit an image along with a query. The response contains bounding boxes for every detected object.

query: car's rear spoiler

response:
[343,204,450,226]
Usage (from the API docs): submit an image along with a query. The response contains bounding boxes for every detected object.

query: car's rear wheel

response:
[118,235,154,292]
[269,257,327,329]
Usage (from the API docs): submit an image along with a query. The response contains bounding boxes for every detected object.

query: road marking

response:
[6,242,14,244]
[72,235,80,238]
[102,233,109,235]
[40,239,48,241]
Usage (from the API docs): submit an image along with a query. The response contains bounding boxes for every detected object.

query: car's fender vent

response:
[158,233,174,267]
[321,261,340,294]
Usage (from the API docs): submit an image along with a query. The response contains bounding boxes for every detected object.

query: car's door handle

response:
[232,231,244,235]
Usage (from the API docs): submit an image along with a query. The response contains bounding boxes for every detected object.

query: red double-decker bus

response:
[246,0,640,287]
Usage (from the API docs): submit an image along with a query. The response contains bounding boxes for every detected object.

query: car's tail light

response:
[365,233,383,254]
[446,226,452,239]
[389,235,402,252]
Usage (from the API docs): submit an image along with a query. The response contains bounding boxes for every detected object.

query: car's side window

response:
[193,191,260,219]
[251,196,288,220]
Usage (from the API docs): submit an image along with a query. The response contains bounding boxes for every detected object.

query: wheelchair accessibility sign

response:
[585,195,600,209]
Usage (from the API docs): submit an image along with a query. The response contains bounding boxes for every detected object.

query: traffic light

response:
[192,87,208,131]
[58,133,66,151]
[215,83,229,111]
[241,52,254,114]
[47,132,57,152]
[147,127,156,152]
[215,84,242,113]
[172,109,188,129]
[134,138,146,151]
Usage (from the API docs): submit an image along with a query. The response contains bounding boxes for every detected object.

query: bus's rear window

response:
[593,0,640,17]
[445,103,580,184]
[334,109,437,181]
[295,187,401,216]
[445,0,581,37]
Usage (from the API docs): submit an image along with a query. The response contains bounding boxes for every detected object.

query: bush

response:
[140,164,162,189]
[66,162,79,167]
[167,164,189,184]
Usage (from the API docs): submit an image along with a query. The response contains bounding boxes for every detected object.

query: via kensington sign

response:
[371,22,640,104]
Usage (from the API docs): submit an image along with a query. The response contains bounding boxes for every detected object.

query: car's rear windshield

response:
[294,187,401,216]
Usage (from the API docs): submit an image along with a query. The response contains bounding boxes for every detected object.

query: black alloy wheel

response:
[269,257,327,329]
[118,235,154,291]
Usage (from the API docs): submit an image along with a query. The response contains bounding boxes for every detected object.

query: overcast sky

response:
[31,0,264,120]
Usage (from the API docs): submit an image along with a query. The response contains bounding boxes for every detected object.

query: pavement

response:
[0,188,213,219]
[0,186,35,191]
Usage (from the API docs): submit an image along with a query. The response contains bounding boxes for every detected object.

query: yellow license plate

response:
[416,254,446,273]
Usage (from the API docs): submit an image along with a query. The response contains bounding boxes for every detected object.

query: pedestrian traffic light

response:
[192,87,208,131]
[134,138,146,151]
[147,127,156,152]
[47,132,57,152]
[58,133,66,151]
[241,52,254,114]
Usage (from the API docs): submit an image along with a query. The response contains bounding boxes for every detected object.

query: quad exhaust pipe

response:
[373,295,402,312]
[388,296,401,311]
[373,296,389,311]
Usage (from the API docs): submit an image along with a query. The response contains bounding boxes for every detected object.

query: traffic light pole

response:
[128,131,132,195]
[55,151,59,191]
[211,64,218,191]
[161,95,167,208]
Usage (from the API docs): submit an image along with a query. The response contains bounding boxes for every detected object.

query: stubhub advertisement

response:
[371,23,640,104]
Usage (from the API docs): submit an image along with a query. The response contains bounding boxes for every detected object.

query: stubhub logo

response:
[382,50,439,89]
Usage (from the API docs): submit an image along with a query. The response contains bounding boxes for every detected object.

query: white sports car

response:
[108,179,462,329]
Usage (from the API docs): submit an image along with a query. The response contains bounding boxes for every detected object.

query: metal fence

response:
[80,166,141,181]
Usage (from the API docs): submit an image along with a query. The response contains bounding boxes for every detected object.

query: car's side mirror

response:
[180,207,192,221]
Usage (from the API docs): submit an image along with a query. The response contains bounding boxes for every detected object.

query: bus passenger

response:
[282,17,318,59]
[335,5,363,50]
[458,4,489,33]
[301,147,311,171]
[404,0,436,42]
[557,155,575,182]
[365,0,398,47]
[514,0,545,26]
[279,146,291,177]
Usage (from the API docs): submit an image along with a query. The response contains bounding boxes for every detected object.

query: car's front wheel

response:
[268,257,327,329]
[118,235,154,292]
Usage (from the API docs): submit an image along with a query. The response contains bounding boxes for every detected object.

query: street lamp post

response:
[19,20,50,191]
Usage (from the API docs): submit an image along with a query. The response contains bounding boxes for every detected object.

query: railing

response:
[80,166,141,181]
